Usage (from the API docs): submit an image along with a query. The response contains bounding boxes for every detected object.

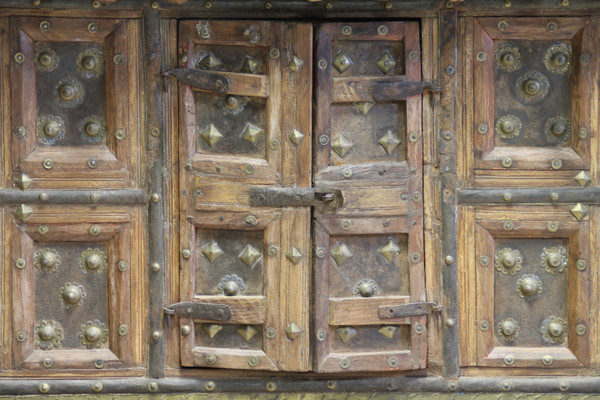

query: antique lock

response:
[250,187,344,207]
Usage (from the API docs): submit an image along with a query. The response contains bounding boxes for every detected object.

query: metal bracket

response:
[378,302,443,319]
[373,81,441,101]
[164,302,232,327]
[163,68,231,93]
[249,187,344,207]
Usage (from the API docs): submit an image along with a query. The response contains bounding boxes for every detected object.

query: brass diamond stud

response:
[15,174,33,190]
[241,123,264,144]
[198,53,222,70]
[330,242,353,266]
[285,247,303,265]
[200,239,224,263]
[241,56,260,74]
[289,129,304,145]
[375,50,396,74]
[378,239,401,262]
[202,324,223,339]
[378,130,401,155]
[238,244,262,268]
[14,204,33,222]
[378,325,398,338]
[352,102,375,115]
[332,52,353,74]
[237,325,258,342]
[331,135,354,158]
[574,171,591,187]
[285,322,303,340]
[288,55,304,72]
[570,203,589,221]
[200,124,223,147]
[335,326,358,344]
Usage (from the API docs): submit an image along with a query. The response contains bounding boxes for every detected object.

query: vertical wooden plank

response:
[439,10,459,379]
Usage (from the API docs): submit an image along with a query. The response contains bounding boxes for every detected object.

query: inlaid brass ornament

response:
[37,114,65,145]
[497,318,519,342]
[34,47,59,72]
[198,53,222,70]
[375,50,396,75]
[59,282,86,309]
[516,274,542,299]
[76,47,105,78]
[330,242,353,266]
[219,95,247,115]
[544,116,570,144]
[353,278,379,297]
[217,274,246,296]
[79,320,109,349]
[495,46,521,72]
[494,247,522,275]
[79,248,108,274]
[34,248,61,273]
[332,52,353,74]
[55,78,84,107]
[79,115,106,143]
[539,246,568,275]
[544,43,572,74]
[495,115,522,140]
[35,319,64,350]
[541,315,567,344]
[515,71,550,104]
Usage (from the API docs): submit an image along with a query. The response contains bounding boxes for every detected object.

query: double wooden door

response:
[177,20,428,372]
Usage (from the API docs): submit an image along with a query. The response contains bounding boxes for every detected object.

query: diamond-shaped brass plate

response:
[378,239,401,262]
[378,325,399,339]
[200,239,224,263]
[198,53,222,70]
[200,124,223,147]
[352,102,375,115]
[238,244,262,268]
[574,171,591,187]
[14,204,33,222]
[202,324,223,339]
[285,322,303,340]
[335,326,358,344]
[289,129,304,145]
[241,123,264,144]
[570,203,589,221]
[330,242,353,266]
[237,325,258,342]
[375,50,396,75]
[285,247,303,265]
[15,174,33,190]
[241,56,260,74]
[333,52,353,74]
[331,135,354,158]
[377,130,401,155]
[288,55,304,72]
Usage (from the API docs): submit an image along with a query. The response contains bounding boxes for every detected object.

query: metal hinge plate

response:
[250,187,344,207]
[378,302,443,319]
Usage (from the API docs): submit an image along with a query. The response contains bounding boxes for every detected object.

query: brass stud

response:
[198,53,222,70]
[151,127,160,137]
[245,215,258,226]
[151,193,160,203]
[378,130,401,154]
[516,72,550,103]
[15,174,32,190]
[502,157,513,168]
[204,1,212,8]
[445,318,455,328]
[90,193,99,203]
[335,326,358,344]
[551,159,563,170]
[182,249,191,259]
[544,43,572,75]
[330,242,353,265]
[205,381,216,391]
[503,0,511,6]
[540,246,568,275]
[577,259,587,271]
[570,203,589,221]
[39,383,50,393]
[237,325,258,341]
[35,47,58,71]
[547,221,558,232]
[88,23,98,33]
[148,382,159,393]
[267,245,279,256]
[264,1,272,9]
[202,324,222,338]
[504,354,515,366]
[542,355,553,366]
[375,50,396,74]
[503,192,512,202]
[387,357,399,368]
[479,320,489,331]
[289,129,304,145]
[324,1,333,9]
[152,331,161,340]
[266,327,276,338]
[477,124,488,134]
[218,275,245,296]
[14,52,25,64]
[200,240,224,263]
[269,48,280,59]
[559,382,569,392]
[546,22,557,32]
[476,52,487,62]
[38,192,48,202]
[341,220,351,229]
[16,331,26,342]
[444,255,454,265]
[266,382,277,391]
[448,382,458,391]
[77,48,104,78]
[317,330,326,341]
[60,282,86,308]
[113,54,124,65]
[244,164,255,175]
[115,129,126,140]
[541,315,567,344]
[342,168,353,178]
[151,263,160,272]
[339,358,351,369]
[409,131,420,143]
[353,102,375,115]
[341,25,352,35]
[479,255,489,266]
[576,323,586,335]
[378,239,401,262]
[42,357,53,368]
[285,322,303,340]
[15,258,26,269]
[415,323,425,334]
[502,382,511,392]
[516,274,542,299]
[151,1,159,8]
[495,247,522,275]
[35,319,64,349]
[378,325,398,338]
[40,21,50,31]
[93,0,101,7]
[38,225,49,235]
[285,247,303,265]
[181,325,191,336]
[549,193,559,202]
[496,115,522,139]
[503,221,514,231]
[248,356,259,367]
[43,158,54,170]
[495,46,520,72]
[378,25,389,36]
[331,135,353,157]
[333,52,353,74]
[94,359,105,369]
[574,171,591,187]
[55,78,84,107]
[92,382,103,393]
[14,204,33,222]
[206,354,217,364]
[269,139,280,150]
[239,244,262,268]
[354,279,378,297]
[384,1,392,8]
[118,325,128,336]
[79,320,109,349]
[79,248,107,274]
[410,252,421,263]
[317,58,327,70]
[118,261,128,272]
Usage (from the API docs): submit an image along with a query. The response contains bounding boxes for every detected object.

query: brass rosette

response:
[544,116,571,145]
[541,315,567,344]
[79,320,109,349]
[76,47,105,78]
[497,318,520,342]
[59,282,86,309]
[495,46,521,72]
[217,274,246,296]
[34,46,59,72]
[55,78,84,107]
[515,71,550,104]
[539,246,568,275]
[544,43,572,74]
[34,248,62,273]
[79,115,107,143]
[218,95,247,115]
[37,114,65,145]
[79,248,108,275]
[495,115,522,140]
[353,278,379,298]
[494,247,523,275]
[35,319,65,350]
[516,274,543,299]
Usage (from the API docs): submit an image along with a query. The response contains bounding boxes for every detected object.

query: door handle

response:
[164,68,231,93]
[249,187,344,207]
[164,302,232,327]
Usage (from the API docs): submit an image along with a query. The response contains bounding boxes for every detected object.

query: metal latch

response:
[163,69,231,93]
[164,302,232,327]
[249,187,344,207]
[373,81,441,101]
[378,302,443,319]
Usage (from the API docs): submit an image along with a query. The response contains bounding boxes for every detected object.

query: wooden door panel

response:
[313,22,426,372]
[6,205,143,371]
[472,17,594,185]
[178,20,312,371]
[8,17,139,189]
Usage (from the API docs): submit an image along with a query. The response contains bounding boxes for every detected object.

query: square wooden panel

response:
[471,17,594,184]
[464,206,590,369]
[5,205,144,372]
[7,17,139,189]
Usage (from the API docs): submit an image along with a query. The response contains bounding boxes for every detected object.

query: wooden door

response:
[313,21,427,372]
[178,20,312,372]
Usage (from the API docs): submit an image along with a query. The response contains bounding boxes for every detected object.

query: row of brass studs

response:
[494,246,568,275]
[34,319,109,350]
[331,130,403,158]
[497,315,568,344]
[33,247,108,274]
[330,239,401,266]
[199,122,264,147]
[332,50,398,75]
[495,43,572,75]
[35,46,105,79]
[37,114,106,145]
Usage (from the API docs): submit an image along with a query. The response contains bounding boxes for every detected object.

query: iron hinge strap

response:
[373,81,441,101]
[378,302,443,319]
[164,302,232,327]
[163,68,231,93]
[249,186,344,207]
